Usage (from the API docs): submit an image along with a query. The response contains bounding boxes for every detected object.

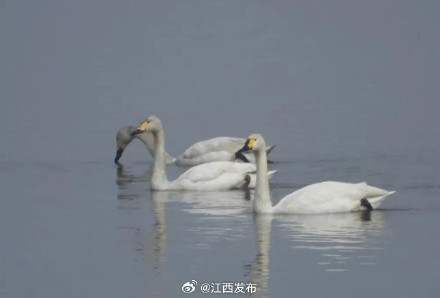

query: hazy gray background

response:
[1,1,439,297]
[1,0,439,162]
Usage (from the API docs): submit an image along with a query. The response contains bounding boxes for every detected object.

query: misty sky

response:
[1,0,439,162]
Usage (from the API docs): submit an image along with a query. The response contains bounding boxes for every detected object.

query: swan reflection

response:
[179,190,251,216]
[116,165,171,272]
[280,211,386,272]
[116,165,254,269]
[115,163,150,190]
[249,215,272,293]
[177,190,253,250]
[247,210,387,291]
[143,191,170,268]
[116,164,388,295]
[278,211,385,251]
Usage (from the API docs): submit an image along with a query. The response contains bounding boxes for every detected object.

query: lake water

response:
[1,1,440,297]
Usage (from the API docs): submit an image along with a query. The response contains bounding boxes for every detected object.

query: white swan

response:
[235,134,395,214]
[114,127,275,165]
[176,136,275,166]
[130,116,276,191]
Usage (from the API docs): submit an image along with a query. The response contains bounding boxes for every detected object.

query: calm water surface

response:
[1,154,439,297]
[1,1,440,297]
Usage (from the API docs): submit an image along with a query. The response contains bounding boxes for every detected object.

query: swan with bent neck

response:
[114,126,176,165]
[236,134,395,214]
[130,116,276,191]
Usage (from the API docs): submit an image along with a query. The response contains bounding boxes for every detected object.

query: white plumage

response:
[166,161,276,191]
[273,181,395,214]
[130,116,276,191]
[114,127,274,166]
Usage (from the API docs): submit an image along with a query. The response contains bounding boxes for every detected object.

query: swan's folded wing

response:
[274,181,393,214]
[176,161,256,184]
[266,145,276,156]
[180,137,246,159]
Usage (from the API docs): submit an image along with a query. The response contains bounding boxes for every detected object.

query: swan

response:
[114,127,275,165]
[235,134,395,214]
[130,116,276,191]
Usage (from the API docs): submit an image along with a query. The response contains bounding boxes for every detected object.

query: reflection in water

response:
[249,215,272,293]
[179,190,253,249]
[247,211,387,294]
[180,190,251,216]
[277,211,386,272]
[143,191,169,270]
[115,164,150,190]
[115,165,254,269]
[116,165,169,273]
[116,164,388,297]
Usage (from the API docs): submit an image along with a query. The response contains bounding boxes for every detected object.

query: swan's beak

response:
[235,139,253,161]
[130,129,143,136]
[114,148,124,164]
[130,121,148,136]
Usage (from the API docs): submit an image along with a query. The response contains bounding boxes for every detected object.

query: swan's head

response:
[114,126,138,164]
[235,133,266,158]
[131,115,162,136]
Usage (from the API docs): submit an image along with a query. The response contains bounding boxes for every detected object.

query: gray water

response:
[1,1,440,297]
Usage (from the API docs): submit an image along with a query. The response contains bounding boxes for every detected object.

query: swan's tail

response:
[267,170,277,179]
[265,145,276,156]
[355,182,395,210]
[165,152,176,165]
[359,182,395,210]
[368,191,395,209]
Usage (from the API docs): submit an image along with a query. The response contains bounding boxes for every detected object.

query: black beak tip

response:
[114,148,123,164]
[235,143,251,162]
[235,152,250,163]
[130,129,143,137]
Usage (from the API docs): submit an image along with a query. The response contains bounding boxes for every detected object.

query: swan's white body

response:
[161,161,276,191]
[242,134,395,214]
[133,117,276,191]
[272,181,394,214]
[175,137,275,166]
[115,127,274,166]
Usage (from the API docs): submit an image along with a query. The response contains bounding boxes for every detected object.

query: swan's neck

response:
[137,132,175,165]
[254,149,273,213]
[137,132,156,157]
[151,128,169,189]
